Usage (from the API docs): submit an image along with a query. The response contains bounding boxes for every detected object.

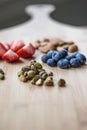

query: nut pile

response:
[41,49,86,69]
[0,69,5,80]
[18,60,54,86]
[34,38,78,53]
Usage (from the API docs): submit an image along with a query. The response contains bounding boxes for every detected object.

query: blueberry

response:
[47,58,56,67]
[76,53,86,65]
[52,51,60,61]
[41,54,49,63]
[66,52,78,61]
[57,58,70,69]
[47,50,55,58]
[70,58,81,67]
[59,49,68,59]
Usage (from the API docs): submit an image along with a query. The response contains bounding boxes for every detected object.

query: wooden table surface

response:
[0,4,87,130]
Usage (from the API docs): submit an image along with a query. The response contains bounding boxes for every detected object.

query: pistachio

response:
[35,78,43,86]
[30,60,36,65]
[23,71,28,77]
[30,65,39,74]
[39,71,46,76]
[23,72,30,80]
[44,77,54,86]
[41,73,48,80]
[17,71,24,77]
[0,69,4,75]
[0,73,5,80]
[31,75,40,84]
[58,78,66,87]
[30,64,35,70]
[22,66,30,72]
[18,75,27,82]
[27,70,35,79]
[34,63,42,69]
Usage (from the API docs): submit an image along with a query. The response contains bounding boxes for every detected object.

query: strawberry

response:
[17,43,35,58]
[2,42,10,51]
[2,49,19,62]
[0,43,7,58]
[10,40,25,52]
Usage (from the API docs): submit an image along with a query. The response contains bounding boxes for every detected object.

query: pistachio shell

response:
[30,65,39,74]
[35,78,43,86]
[17,71,24,77]
[22,66,31,72]
[30,60,36,65]
[41,73,48,80]
[27,70,35,79]
[44,77,54,86]
[34,63,42,69]
[39,71,46,76]
[19,75,27,82]
[58,79,66,87]
[31,75,40,84]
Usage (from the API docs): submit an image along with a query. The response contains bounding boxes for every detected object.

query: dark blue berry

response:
[66,52,78,61]
[41,54,49,63]
[70,58,81,67]
[59,49,68,59]
[47,58,56,67]
[52,51,60,61]
[76,53,86,65]
[57,58,70,69]
[47,50,55,58]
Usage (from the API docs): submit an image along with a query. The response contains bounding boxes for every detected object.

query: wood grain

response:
[0,4,87,130]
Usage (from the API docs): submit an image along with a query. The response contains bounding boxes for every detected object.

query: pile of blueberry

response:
[41,49,86,69]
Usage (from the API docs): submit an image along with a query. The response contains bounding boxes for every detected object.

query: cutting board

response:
[0,4,87,130]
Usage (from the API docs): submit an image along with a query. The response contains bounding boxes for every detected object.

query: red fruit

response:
[0,43,7,58]
[2,42,10,51]
[2,49,19,62]
[10,40,25,52]
[17,43,35,58]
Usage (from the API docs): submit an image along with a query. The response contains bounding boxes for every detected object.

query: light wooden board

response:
[0,4,87,130]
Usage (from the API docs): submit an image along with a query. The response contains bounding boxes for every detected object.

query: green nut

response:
[23,72,30,80]
[27,70,35,79]
[44,77,54,86]
[35,78,43,86]
[0,73,5,80]
[41,73,48,80]
[21,66,31,72]
[30,65,39,74]
[18,75,27,82]
[39,71,45,76]
[0,69,4,75]
[30,64,35,70]
[34,62,42,69]
[31,75,40,84]
[17,71,24,77]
